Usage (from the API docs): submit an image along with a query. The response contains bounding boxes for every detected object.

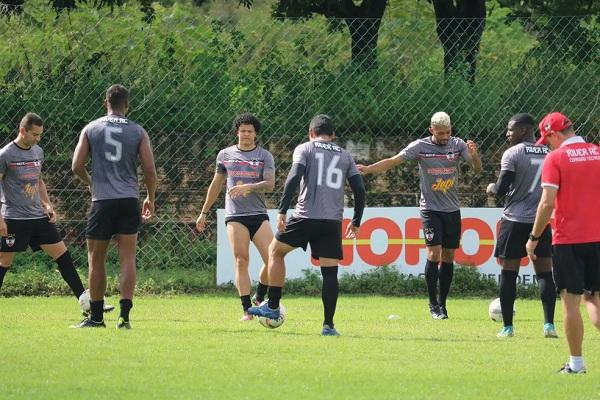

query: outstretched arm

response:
[357,154,404,175]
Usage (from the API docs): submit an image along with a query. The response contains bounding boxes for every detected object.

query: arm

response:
[71,130,92,187]
[525,186,557,260]
[276,163,306,232]
[358,154,404,175]
[486,170,516,197]
[139,130,158,220]
[38,178,56,223]
[228,169,275,199]
[346,174,366,238]
[0,173,5,236]
[195,172,227,232]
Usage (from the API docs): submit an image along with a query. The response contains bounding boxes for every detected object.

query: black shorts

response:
[86,198,141,240]
[494,219,552,259]
[420,210,461,249]
[275,217,343,260]
[1,217,62,252]
[552,242,600,296]
[225,214,269,241]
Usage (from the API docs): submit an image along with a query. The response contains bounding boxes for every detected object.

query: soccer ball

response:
[488,297,515,322]
[257,300,286,329]
[78,289,106,313]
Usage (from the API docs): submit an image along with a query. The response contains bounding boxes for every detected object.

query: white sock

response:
[569,356,584,371]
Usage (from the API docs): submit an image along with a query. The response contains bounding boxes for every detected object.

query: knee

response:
[235,254,249,268]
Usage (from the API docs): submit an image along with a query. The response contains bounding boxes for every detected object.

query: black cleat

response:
[439,305,449,319]
[71,318,106,328]
[116,317,132,330]
[429,304,444,320]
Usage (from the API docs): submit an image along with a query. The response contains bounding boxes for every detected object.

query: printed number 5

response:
[529,158,544,193]
[105,127,123,162]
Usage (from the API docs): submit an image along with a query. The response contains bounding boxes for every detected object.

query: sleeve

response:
[278,163,306,214]
[398,140,420,161]
[346,153,359,178]
[0,150,6,176]
[215,150,226,174]
[457,138,472,162]
[500,148,516,172]
[263,150,275,176]
[541,152,560,189]
[292,144,308,166]
[348,174,366,227]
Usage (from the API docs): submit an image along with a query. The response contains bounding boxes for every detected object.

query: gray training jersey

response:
[216,145,275,217]
[292,140,359,221]
[84,115,144,201]
[500,141,549,223]
[399,136,472,212]
[0,142,46,219]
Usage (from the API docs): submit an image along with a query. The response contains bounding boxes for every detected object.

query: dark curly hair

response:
[232,113,261,134]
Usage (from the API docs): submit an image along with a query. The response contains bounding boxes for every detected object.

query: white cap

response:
[431,112,451,128]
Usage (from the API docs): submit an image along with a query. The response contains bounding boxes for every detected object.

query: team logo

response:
[5,235,15,247]
[446,152,457,161]
[249,159,261,169]
[544,122,551,132]
[431,178,455,193]
[424,228,434,242]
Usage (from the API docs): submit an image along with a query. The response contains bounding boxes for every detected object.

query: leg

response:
[116,234,137,322]
[0,252,16,290]
[226,223,252,314]
[87,239,110,322]
[438,248,456,309]
[41,242,85,299]
[561,291,584,362]
[584,292,600,332]
[265,239,294,309]
[498,259,519,329]
[532,257,556,329]
[425,246,442,318]
[320,258,339,331]
[251,221,274,303]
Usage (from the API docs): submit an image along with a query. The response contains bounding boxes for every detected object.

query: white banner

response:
[216,207,540,285]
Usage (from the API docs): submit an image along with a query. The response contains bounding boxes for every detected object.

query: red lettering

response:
[455,218,495,266]
[356,218,403,266]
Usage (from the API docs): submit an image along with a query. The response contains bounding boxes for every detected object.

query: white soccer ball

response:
[257,300,286,329]
[79,289,91,312]
[488,297,515,322]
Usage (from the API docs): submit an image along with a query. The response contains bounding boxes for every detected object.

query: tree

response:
[430,0,486,84]
[0,0,24,16]
[243,0,388,70]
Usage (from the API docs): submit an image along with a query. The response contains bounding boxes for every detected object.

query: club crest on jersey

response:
[446,152,457,161]
[5,235,15,247]
[249,159,261,169]
[425,228,434,242]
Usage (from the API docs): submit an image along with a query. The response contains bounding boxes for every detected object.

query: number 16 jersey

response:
[291,140,359,221]
[500,141,549,223]
[83,114,144,201]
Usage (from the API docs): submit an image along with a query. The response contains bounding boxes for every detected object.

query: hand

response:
[277,213,287,232]
[356,164,369,175]
[466,140,479,157]
[526,239,538,262]
[486,183,496,196]
[45,204,57,223]
[228,184,251,199]
[0,218,6,237]
[196,213,207,233]
[142,196,155,221]
[345,223,359,239]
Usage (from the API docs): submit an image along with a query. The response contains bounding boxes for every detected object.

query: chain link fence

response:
[0,4,598,272]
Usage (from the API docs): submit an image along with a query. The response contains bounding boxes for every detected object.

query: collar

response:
[561,136,585,148]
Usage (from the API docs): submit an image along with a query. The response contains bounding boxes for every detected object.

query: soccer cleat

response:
[439,305,449,319]
[497,326,514,338]
[558,363,586,374]
[247,302,280,319]
[82,303,116,318]
[544,323,559,338]
[321,324,341,337]
[429,304,444,320]
[70,317,106,328]
[116,317,131,330]
[240,313,254,322]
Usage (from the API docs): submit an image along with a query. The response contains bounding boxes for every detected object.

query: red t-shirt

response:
[541,137,600,244]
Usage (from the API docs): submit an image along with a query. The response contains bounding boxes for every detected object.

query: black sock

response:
[90,299,104,322]
[438,262,454,306]
[499,269,518,327]
[321,266,339,328]
[267,286,282,309]
[240,295,251,312]
[256,282,268,303]
[119,299,133,321]
[424,260,439,306]
[0,266,8,290]
[537,272,556,324]
[55,251,85,299]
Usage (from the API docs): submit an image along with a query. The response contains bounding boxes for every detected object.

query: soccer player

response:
[526,112,600,374]
[0,113,110,315]
[71,84,157,329]
[248,114,365,336]
[358,112,481,319]
[486,113,556,338]
[196,113,274,321]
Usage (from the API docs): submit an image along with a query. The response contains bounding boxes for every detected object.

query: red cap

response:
[537,112,572,145]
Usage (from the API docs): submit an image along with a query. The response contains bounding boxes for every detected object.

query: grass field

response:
[1,295,599,399]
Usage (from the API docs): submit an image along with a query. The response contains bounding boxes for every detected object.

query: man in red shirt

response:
[526,112,600,374]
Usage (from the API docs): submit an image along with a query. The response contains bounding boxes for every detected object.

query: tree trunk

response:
[346,18,382,70]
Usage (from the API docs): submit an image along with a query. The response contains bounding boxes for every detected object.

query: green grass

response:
[1,296,599,399]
